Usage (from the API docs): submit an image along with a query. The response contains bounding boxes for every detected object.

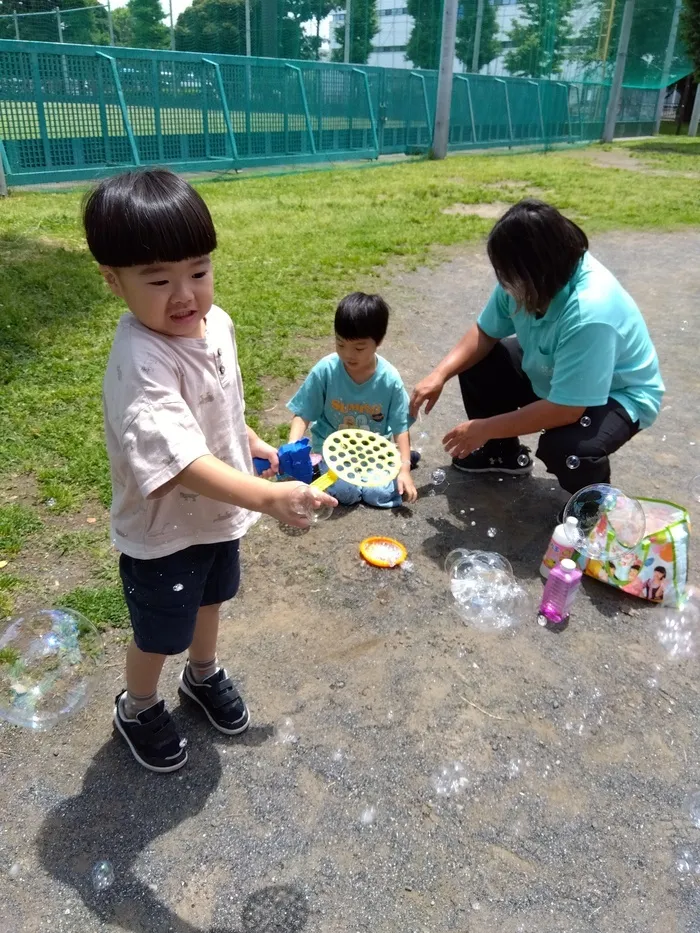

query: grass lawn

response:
[1,139,700,629]
[620,134,700,170]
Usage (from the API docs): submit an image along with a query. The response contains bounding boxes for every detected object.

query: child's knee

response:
[328,479,362,506]
[362,481,401,509]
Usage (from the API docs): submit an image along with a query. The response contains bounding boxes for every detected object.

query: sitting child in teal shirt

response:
[287,292,418,508]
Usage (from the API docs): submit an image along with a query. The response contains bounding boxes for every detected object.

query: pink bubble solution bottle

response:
[538,558,582,625]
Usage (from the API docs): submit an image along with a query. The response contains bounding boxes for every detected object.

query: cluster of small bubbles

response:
[656,587,700,660]
[431,468,447,486]
[508,758,525,779]
[564,685,604,736]
[46,498,57,509]
[359,805,378,826]
[401,560,414,574]
[448,549,531,633]
[331,748,344,763]
[565,455,580,470]
[579,415,592,428]
[364,540,404,567]
[172,583,184,592]
[487,527,497,538]
[0,608,104,731]
[516,452,530,468]
[274,718,298,745]
[675,849,700,876]
[431,761,468,797]
[91,860,115,893]
[682,791,700,828]
[414,431,429,454]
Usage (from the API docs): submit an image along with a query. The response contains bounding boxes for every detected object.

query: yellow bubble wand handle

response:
[311,470,339,492]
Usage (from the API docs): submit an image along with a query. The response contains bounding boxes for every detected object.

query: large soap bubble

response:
[563,484,645,559]
[0,608,104,731]
[448,551,531,632]
[290,485,334,524]
[445,548,512,578]
[655,586,700,661]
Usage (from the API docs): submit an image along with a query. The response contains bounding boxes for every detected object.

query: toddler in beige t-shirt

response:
[84,169,335,773]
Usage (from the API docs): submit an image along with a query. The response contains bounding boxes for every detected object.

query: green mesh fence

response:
[0,0,694,186]
[0,37,657,186]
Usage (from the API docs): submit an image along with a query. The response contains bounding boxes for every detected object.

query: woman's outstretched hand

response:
[409,372,445,419]
[442,420,490,460]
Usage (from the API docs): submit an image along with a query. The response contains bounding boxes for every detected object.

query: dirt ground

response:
[1,231,699,933]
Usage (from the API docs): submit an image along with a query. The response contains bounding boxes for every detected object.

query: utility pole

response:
[689,84,700,137]
[105,0,115,46]
[169,0,175,50]
[653,0,682,134]
[431,0,458,158]
[245,0,252,56]
[344,0,351,64]
[471,0,484,73]
[602,0,634,143]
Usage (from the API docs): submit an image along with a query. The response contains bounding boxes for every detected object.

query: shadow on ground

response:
[35,718,297,933]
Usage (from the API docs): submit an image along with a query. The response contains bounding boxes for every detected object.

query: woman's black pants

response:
[457,337,640,494]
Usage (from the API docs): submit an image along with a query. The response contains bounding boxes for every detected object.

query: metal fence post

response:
[0,142,8,196]
[410,72,431,148]
[285,63,316,154]
[13,10,19,40]
[454,75,476,144]
[96,51,140,165]
[202,58,238,161]
[95,54,113,163]
[556,81,573,142]
[653,0,682,134]
[528,79,544,140]
[495,77,513,145]
[29,51,53,170]
[602,0,635,143]
[353,67,379,156]
[151,59,164,161]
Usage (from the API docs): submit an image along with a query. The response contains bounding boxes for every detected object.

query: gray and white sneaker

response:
[179,664,250,735]
[113,692,188,773]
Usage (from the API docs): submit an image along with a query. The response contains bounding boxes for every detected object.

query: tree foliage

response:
[505,0,577,78]
[331,0,377,63]
[681,0,700,78]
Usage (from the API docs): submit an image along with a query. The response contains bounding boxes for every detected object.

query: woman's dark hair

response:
[655,566,667,578]
[487,199,588,315]
[83,169,217,267]
[335,292,390,344]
